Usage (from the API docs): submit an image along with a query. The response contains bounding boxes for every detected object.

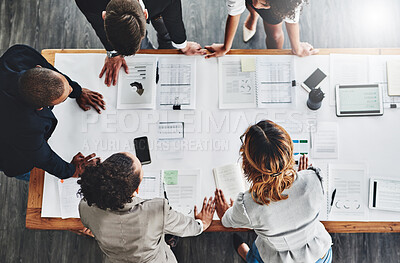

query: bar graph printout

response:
[117,57,157,109]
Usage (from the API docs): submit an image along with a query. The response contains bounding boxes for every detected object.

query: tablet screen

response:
[337,84,382,115]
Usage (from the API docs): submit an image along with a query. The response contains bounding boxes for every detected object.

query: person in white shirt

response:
[205,0,318,58]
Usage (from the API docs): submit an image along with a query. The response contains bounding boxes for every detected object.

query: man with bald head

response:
[0,45,104,181]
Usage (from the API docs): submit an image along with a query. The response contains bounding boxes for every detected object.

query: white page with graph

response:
[256,55,295,107]
[328,163,368,220]
[157,56,196,109]
[117,57,157,109]
[218,56,257,109]
[218,56,295,109]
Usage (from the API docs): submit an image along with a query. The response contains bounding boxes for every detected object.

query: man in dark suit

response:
[0,45,105,181]
[75,0,206,87]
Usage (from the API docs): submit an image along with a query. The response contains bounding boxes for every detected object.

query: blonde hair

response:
[240,120,296,205]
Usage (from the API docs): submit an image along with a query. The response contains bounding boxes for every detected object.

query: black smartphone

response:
[302,68,327,91]
[134,136,151,165]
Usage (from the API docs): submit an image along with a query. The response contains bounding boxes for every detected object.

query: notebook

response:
[213,164,249,202]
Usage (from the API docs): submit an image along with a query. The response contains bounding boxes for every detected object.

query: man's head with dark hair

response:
[18,67,72,109]
[252,0,306,20]
[103,0,147,56]
[78,152,143,211]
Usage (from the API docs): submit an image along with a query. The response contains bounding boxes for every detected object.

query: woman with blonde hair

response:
[215,120,332,263]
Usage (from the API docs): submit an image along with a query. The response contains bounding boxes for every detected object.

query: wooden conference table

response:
[26,48,400,233]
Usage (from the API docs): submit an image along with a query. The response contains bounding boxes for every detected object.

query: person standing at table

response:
[0,45,103,181]
[75,0,205,87]
[215,120,332,263]
[205,0,318,58]
[78,151,215,262]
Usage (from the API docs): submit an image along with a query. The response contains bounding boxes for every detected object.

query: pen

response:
[329,189,336,214]
[309,130,313,150]
[156,60,159,84]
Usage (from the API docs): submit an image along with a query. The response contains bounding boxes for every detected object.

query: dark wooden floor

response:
[1,0,400,262]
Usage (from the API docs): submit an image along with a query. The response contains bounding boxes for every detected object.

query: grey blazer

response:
[222,169,332,263]
[79,197,203,263]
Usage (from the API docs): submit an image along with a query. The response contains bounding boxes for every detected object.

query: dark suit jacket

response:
[75,0,187,51]
[0,45,82,179]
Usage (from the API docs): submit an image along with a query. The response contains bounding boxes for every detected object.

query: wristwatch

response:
[106,50,120,58]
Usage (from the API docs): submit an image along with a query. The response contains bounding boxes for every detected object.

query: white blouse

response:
[226,0,301,23]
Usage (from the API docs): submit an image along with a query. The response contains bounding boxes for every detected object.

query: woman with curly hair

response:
[215,120,332,263]
[78,152,215,263]
[205,0,318,58]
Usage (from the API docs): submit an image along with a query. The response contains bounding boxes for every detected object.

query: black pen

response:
[156,60,159,84]
[329,189,337,214]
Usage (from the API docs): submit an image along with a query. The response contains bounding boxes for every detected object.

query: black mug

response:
[307,88,325,110]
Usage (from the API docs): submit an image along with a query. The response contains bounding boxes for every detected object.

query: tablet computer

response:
[336,84,383,117]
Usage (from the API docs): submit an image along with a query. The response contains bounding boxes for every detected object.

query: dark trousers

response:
[140,16,174,50]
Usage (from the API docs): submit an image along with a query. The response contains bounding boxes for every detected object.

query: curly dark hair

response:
[78,153,141,211]
[263,0,308,20]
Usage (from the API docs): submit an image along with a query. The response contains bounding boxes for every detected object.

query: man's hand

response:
[99,55,129,86]
[292,42,319,57]
[180,41,207,56]
[69,227,94,238]
[71,152,99,177]
[76,88,106,114]
[194,197,216,231]
[205,44,229,59]
[214,189,233,219]
[298,154,311,171]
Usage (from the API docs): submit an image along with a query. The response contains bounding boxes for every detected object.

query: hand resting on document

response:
[99,55,129,87]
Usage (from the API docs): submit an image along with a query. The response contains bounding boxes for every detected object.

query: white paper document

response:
[117,57,157,109]
[157,57,196,109]
[158,122,184,140]
[219,56,257,109]
[41,173,62,218]
[57,178,81,219]
[218,56,295,109]
[311,122,339,159]
[213,164,248,202]
[256,56,294,106]
[163,169,200,216]
[328,164,367,220]
[138,170,164,200]
[369,178,400,212]
[329,54,369,105]
[369,55,400,108]
[387,60,400,96]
